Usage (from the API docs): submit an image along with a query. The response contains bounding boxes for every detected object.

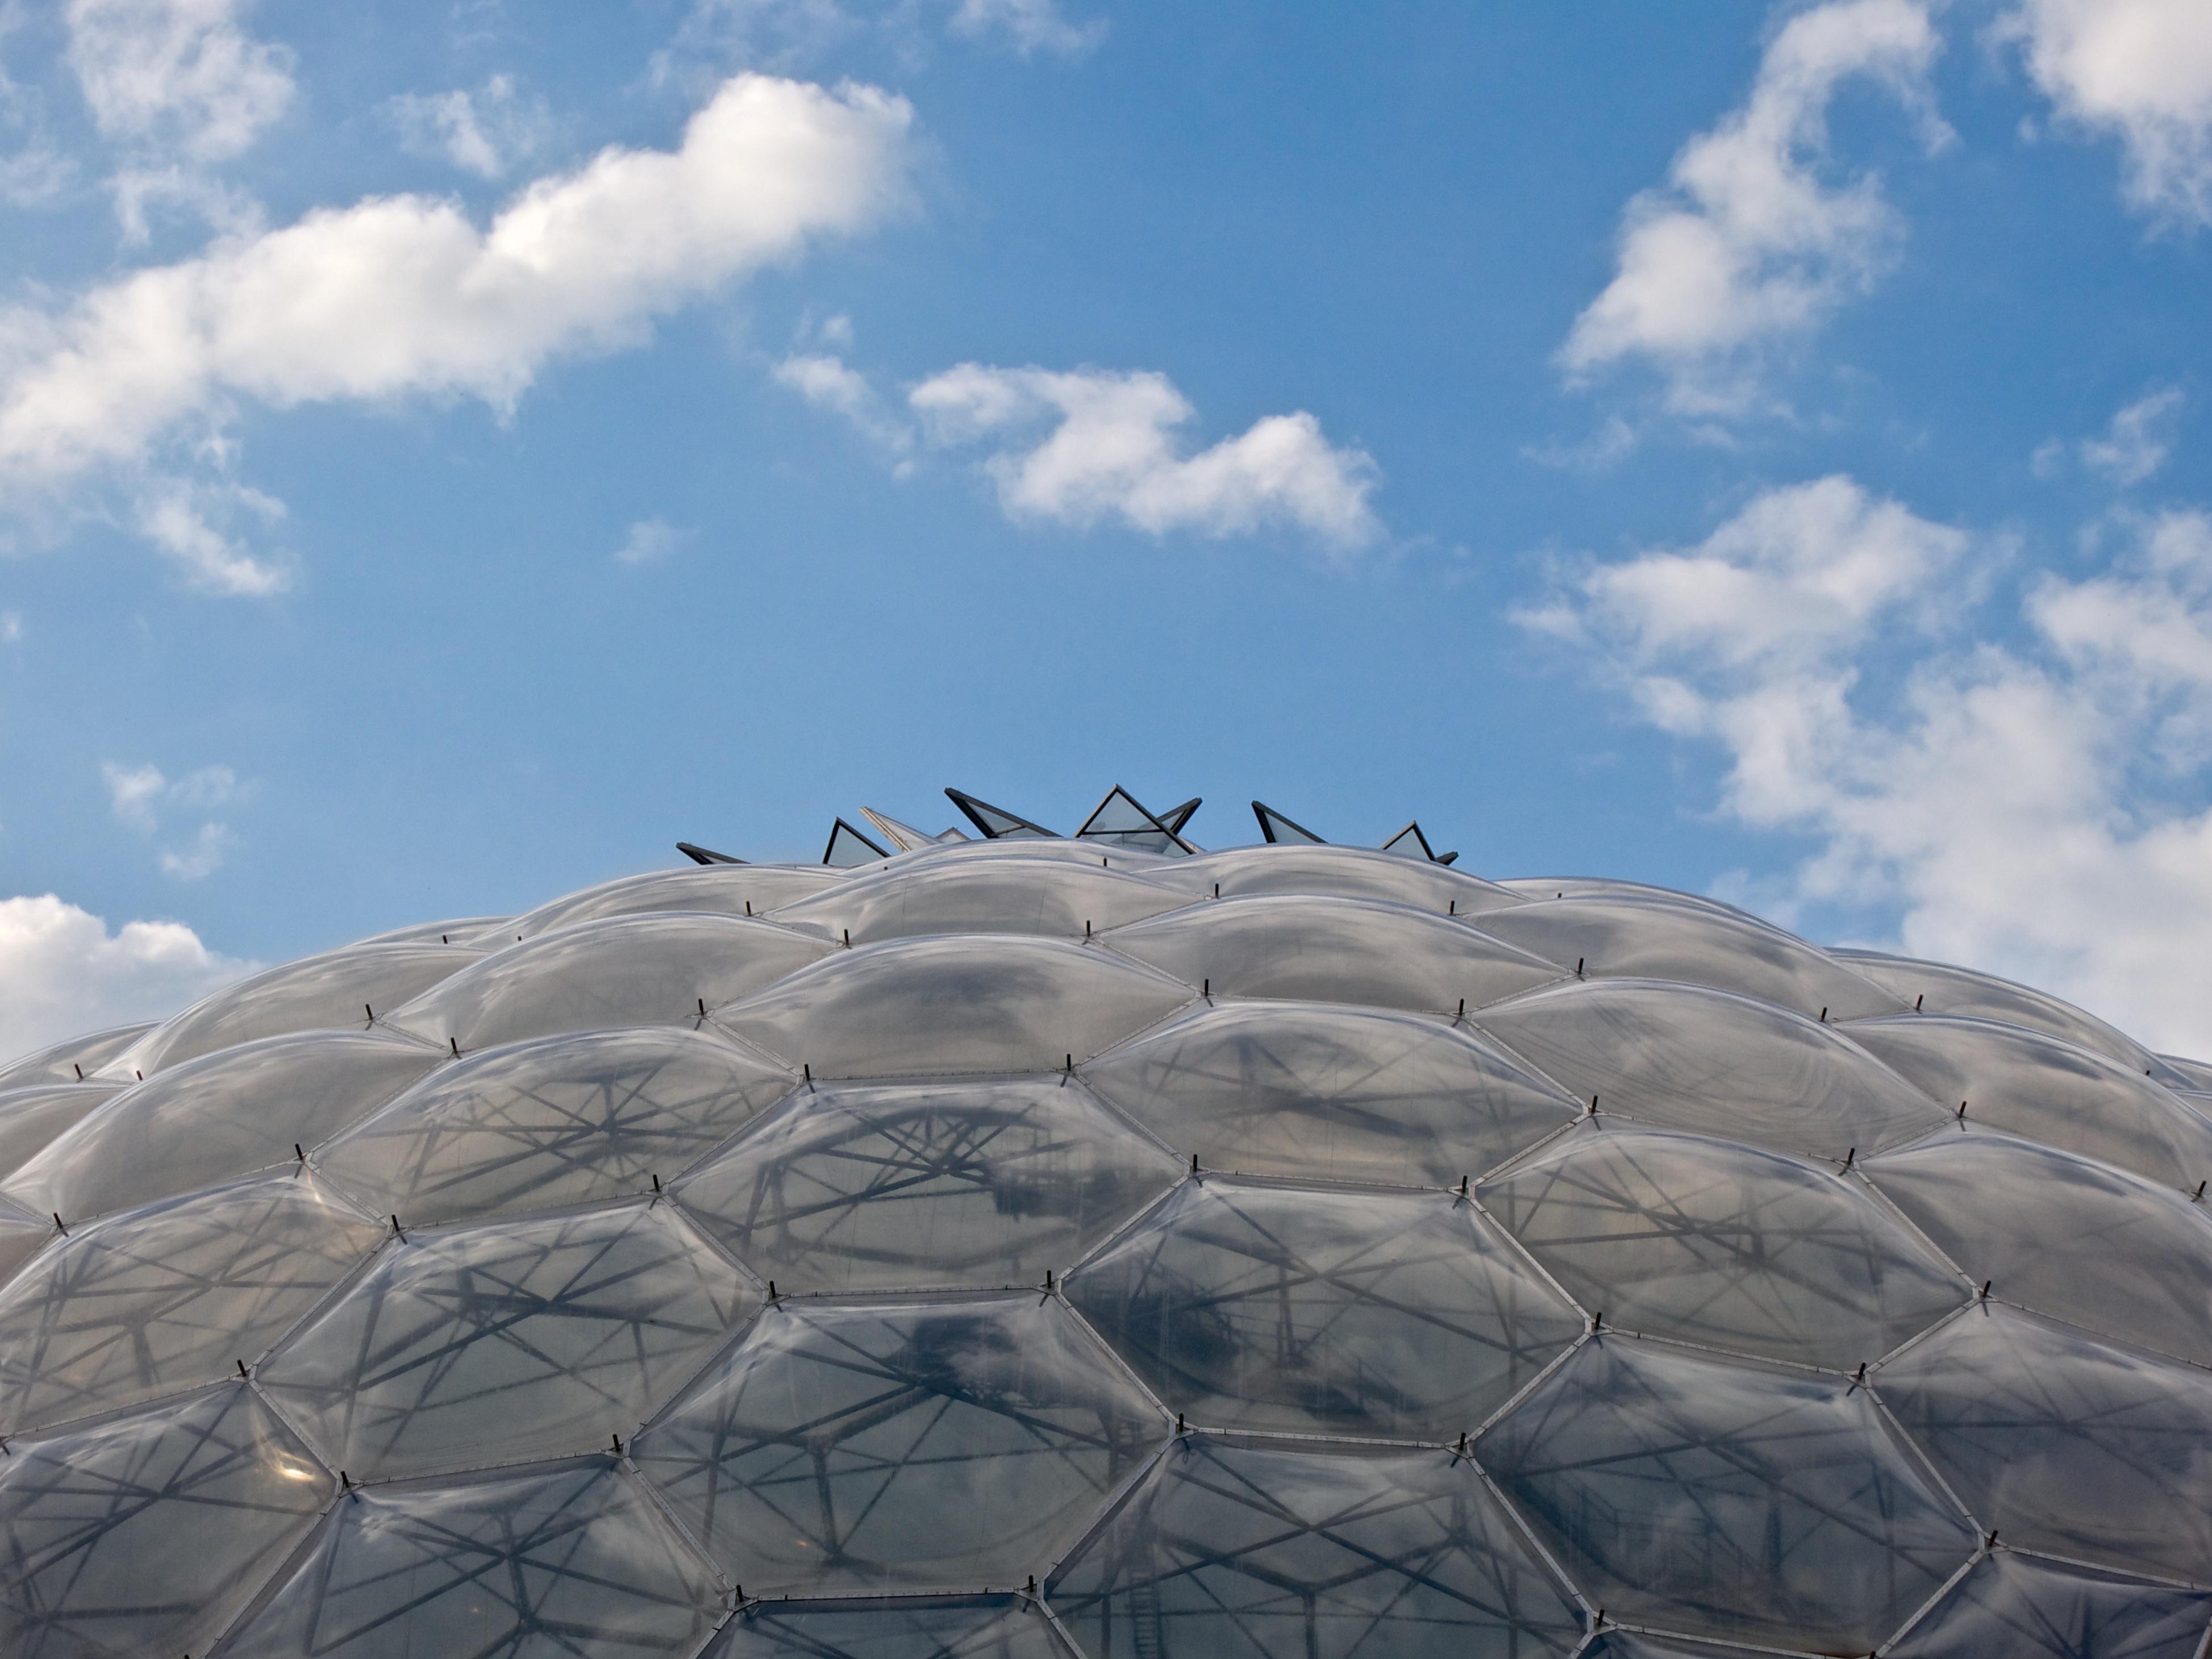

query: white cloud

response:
[614,516,685,565]
[909,364,1381,552]
[1525,482,2212,1054]
[101,760,168,831]
[65,0,294,164]
[389,73,549,180]
[774,349,914,455]
[134,476,290,593]
[0,892,254,1065]
[157,819,232,878]
[102,758,244,878]
[0,610,19,643]
[2001,0,2212,226]
[949,0,1105,59]
[0,72,914,506]
[1561,0,1947,412]
[2081,387,2184,484]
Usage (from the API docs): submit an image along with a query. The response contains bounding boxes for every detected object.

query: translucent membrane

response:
[716,936,1192,1079]
[260,1202,750,1481]
[1885,1550,2212,1659]
[0,1170,382,1434]
[1066,1178,1580,1438]
[1494,877,1757,919]
[351,914,510,946]
[113,942,478,1076]
[1474,979,1947,1160]
[1838,949,2169,1079]
[1084,1001,1578,1187]
[677,1077,1180,1294]
[3,1031,440,1226]
[1484,1124,1963,1368]
[218,1460,722,1659]
[632,1294,1162,1594]
[490,863,850,943]
[2163,1052,2212,1091]
[703,1596,1066,1659]
[0,1202,51,1286]
[1876,1303,2212,1581]
[1847,1015,2212,1189]
[1473,893,1903,1022]
[1047,1436,1583,1659]
[1867,1129,2212,1367]
[316,1026,793,1227]
[0,1024,151,1093]
[390,912,832,1052]
[1476,1336,1975,1650]
[772,854,1189,945]
[1107,895,1561,1015]
[0,1083,125,1182]
[1151,844,1524,912]
[0,1383,331,1659]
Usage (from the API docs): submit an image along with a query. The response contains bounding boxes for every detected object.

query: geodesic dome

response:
[3,787,2211,1659]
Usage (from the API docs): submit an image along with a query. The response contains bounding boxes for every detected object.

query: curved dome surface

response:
[0,825,2206,1658]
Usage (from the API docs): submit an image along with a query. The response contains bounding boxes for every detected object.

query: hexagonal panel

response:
[1473,980,1947,1160]
[1155,845,1522,911]
[677,1077,1181,1294]
[1046,1436,1584,1659]
[316,1027,794,1227]
[1105,895,1560,1015]
[714,936,1193,1080]
[1480,1124,1964,1368]
[0,1382,331,1659]
[1885,1551,2212,1659]
[1083,1001,1578,1186]
[1065,1178,1579,1439]
[497,863,849,941]
[0,1025,152,1093]
[771,854,1189,944]
[3,1032,441,1227]
[216,1459,723,1658]
[1867,1129,2212,1367]
[1474,1336,1975,1651]
[259,1202,750,1480]
[0,1170,384,1434]
[1876,1303,2212,1581]
[0,1083,125,1183]
[1838,949,2171,1079]
[702,1595,1068,1659]
[631,1294,1163,1595]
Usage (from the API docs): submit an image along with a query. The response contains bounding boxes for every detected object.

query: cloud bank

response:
[0,893,253,1064]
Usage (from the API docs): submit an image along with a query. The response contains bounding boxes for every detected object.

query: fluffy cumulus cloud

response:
[0,73,914,539]
[1561,0,1946,412]
[66,0,294,162]
[1524,480,2212,1055]
[0,893,253,1064]
[102,758,246,878]
[908,364,1381,552]
[2003,0,2212,227]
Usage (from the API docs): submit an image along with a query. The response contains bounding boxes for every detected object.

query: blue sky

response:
[2,0,2211,1058]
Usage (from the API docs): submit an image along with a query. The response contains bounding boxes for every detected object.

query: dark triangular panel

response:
[1252,801,1327,845]
[944,788,1059,840]
[675,843,745,866]
[1159,797,1202,836]
[1076,786,1194,856]
[823,819,890,868]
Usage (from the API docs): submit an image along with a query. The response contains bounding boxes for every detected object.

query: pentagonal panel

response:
[389,913,832,1053]
[0,1084,125,1183]
[0,1025,153,1093]
[1473,894,1902,1022]
[1838,949,2172,1079]
[111,943,479,1076]
[772,855,1189,944]
[315,1027,793,1226]
[1876,1303,2212,1581]
[1065,1178,1578,1439]
[631,1294,1161,1594]
[1084,1001,1578,1186]
[0,1170,383,1433]
[1847,1016,2212,1189]
[1046,1436,1584,1659]
[260,1202,749,1480]
[1885,1551,2212,1659]
[0,1383,331,1659]
[1475,1336,1975,1650]
[1867,1130,2212,1367]
[1156,845,1522,912]
[1480,1125,1964,1368]
[1105,895,1559,1014]
[215,1459,722,1657]
[677,1078,1180,1294]
[702,1596,1068,1659]
[492,863,850,942]
[3,1032,441,1226]
[1473,980,1947,1160]
[714,937,1192,1080]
